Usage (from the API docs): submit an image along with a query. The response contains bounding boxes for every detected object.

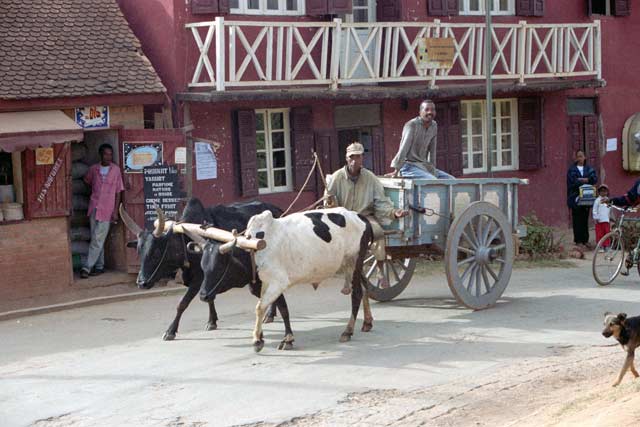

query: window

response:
[461,99,518,173]
[230,0,305,15]
[256,109,293,194]
[459,0,514,15]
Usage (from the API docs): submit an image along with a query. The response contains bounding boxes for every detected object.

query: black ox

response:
[120,198,289,344]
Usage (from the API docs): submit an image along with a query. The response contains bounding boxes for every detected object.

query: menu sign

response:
[142,165,182,230]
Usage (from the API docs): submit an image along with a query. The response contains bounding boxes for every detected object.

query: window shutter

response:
[328,0,352,14]
[584,115,600,173]
[306,0,328,16]
[518,97,543,171]
[569,115,584,160]
[23,142,72,219]
[613,0,630,16]
[314,129,337,196]
[219,0,230,14]
[378,0,400,21]
[191,0,218,14]
[291,107,316,192]
[446,0,459,16]
[371,127,386,176]
[446,101,463,177]
[428,0,446,16]
[236,110,259,197]
[435,104,449,174]
[517,0,544,16]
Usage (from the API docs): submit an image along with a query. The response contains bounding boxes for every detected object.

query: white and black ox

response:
[198,207,374,352]
[120,198,291,341]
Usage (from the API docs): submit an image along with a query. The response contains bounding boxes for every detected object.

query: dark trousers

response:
[572,206,590,244]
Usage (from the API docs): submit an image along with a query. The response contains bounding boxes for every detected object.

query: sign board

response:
[35,147,54,165]
[417,38,455,70]
[195,141,217,180]
[123,142,163,173]
[142,165,182,230]
[75,106,109,129]
[174,147,187,164]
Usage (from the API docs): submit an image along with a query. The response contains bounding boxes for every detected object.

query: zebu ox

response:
[119,198,291,342]
[198,207,374,352]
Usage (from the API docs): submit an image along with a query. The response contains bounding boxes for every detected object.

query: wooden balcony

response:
[186,18,602,93]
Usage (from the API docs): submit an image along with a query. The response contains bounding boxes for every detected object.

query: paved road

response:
[2,260,640,426]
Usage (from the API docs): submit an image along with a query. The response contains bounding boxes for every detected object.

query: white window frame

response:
[230,0,305,15]
[461,99,519,174]
[255,108,293,194]
[459,0,515,16]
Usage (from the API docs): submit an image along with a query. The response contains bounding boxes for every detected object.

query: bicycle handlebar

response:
[606,204,638,213]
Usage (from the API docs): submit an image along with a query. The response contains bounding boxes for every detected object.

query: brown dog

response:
[602,312,640,386]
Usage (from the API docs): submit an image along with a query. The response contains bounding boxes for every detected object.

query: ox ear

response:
[126,240,138,248]
[186,241,203,254]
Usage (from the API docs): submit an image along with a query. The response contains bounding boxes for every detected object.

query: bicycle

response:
[592,205,639,286]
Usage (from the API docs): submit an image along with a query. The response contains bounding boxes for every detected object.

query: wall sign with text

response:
[123,142,163,173]
[75,106,109,129]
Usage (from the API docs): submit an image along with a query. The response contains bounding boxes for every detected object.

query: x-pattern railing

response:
[186,18,602,91]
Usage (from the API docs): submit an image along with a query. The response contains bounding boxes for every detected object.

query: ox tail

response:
[354,215,374,289]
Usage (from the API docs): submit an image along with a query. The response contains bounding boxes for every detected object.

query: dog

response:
[602,312,640,386]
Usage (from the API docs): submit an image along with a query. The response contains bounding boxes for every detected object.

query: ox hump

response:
[304,212,332,243]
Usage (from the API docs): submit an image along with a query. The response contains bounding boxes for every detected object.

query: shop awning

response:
[0,110,84,152]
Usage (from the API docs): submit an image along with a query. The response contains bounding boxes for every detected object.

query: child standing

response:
[593,184,611,249]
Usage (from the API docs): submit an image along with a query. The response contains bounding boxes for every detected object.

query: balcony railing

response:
[187,18,601,91]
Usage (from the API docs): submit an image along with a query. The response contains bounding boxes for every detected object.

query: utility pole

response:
[485,0,493,176]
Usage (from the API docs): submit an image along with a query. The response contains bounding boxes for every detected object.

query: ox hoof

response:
[253,340,265,353]
[278,340,294,351]
[339,333,352,343]
[361,321,373,333]
[162,332,176,341]
[341,287,351,295]
[205,322,218,331]
[263,316,275,324]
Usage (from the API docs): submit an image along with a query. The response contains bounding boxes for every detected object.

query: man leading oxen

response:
[120,198,293,345]
[197,206,374,352]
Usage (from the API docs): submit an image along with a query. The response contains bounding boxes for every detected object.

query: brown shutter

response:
[378,0,400,20]
[192,0,218,14]
[568,115,584,160]
[314,129,337,196]
[219,0,230,13]
[236,110,259,197]
[446,0,459,15]
[435,104,449,174]
[584,115,600,173]
[517,0,544,16]
[23,142,72,219]
[518,97,543,171]
[371,127,386,176]
[446,101,463,177]
[291,107,316,192]
[306,0,328,15]
[428,0,446,16]
[613,0,630,16]
[328,0,352,14]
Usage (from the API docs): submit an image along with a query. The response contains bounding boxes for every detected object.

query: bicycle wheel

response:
[592,231,625,286]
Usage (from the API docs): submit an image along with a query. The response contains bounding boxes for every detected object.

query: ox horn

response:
[119,204,142,236]
[153,207,166,237]
[218,238,237,255]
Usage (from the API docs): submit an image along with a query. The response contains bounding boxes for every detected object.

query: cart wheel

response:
[364,253,417,302]
[445,201,514,310]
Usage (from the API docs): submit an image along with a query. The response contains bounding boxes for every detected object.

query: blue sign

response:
[75,106,109,129]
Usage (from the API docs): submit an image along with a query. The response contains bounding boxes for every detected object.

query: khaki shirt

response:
[390,116,438,175]
[325,166,396,226]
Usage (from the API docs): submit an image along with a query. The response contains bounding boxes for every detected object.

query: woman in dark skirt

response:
[566,150,597,247]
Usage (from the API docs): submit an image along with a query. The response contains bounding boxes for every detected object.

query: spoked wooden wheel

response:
[364,253,417,302]
[592,231,625,286]
[445,201,514,310]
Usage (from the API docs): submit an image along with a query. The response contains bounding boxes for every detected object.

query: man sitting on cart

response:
[388,99,453,179]
[325,142,408,293]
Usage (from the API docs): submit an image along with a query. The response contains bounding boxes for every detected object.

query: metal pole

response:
[485,0,493,177]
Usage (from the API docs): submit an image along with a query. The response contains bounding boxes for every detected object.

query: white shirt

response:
[592,196,611,223]
[99,165,110,182]
[577,165,584,175]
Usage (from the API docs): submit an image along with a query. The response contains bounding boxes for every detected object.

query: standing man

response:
[81,143,125,278]
[389,99,453,179]
[326,142,408,291]
[566,149,597,249]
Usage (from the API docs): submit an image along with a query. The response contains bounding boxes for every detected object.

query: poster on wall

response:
[75,106,109,129]
[123,142,163,173]
[35,147,54,165]
[142,165,182,230]
[195,141,217,180]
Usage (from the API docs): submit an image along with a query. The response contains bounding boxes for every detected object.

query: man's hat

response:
[346,142,364,156]
[598,184,609,191]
